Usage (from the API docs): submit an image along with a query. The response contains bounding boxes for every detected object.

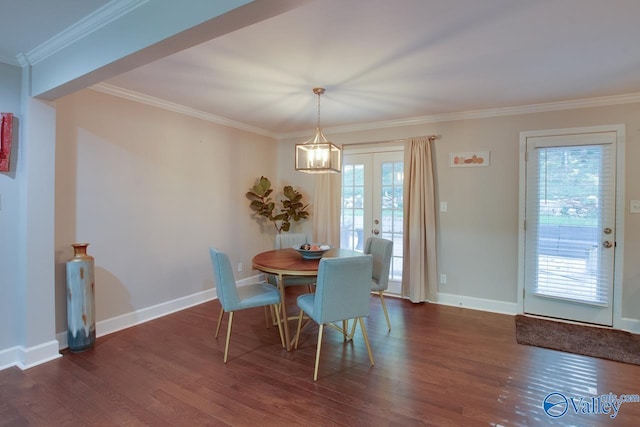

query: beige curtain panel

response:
[402,136,438,302]
[313,173,341,247]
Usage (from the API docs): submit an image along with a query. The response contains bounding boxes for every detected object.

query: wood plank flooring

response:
[2,292,640,426]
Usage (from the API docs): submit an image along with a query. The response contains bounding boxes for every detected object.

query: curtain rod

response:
[342,135,439,149]
[399,134,439,142]
[405,135,440,142]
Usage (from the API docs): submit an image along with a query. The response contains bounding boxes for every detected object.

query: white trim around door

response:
[517,124,625,327]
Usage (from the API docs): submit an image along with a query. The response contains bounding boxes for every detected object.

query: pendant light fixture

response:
[295,87,341,173]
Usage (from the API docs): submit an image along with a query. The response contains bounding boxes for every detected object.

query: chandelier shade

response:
[295,88,341,173]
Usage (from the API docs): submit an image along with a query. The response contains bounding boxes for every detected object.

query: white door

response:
[341,148,403,294]
[522,130,618,326]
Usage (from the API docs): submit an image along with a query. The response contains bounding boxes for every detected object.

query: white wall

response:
[20,94,58,355]
[54,89,278,334]
[0,0,300,369]
[0,0,308,370]
[0,63,22,352]
[0,64,60,369]
[278,103,640,325]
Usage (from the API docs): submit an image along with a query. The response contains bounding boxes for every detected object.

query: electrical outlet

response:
[237,263,243,272]
[440,273,447,285]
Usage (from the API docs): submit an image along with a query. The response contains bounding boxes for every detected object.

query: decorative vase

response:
[65,243,96,352]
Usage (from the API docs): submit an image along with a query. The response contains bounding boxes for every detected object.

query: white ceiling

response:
[0,0,110,62]
[4,0,640,137]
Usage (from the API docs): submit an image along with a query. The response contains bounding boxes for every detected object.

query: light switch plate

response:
[440,201,448,212]
[631,200,640,213]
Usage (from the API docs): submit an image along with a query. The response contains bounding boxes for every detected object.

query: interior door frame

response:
[517,124,625,327]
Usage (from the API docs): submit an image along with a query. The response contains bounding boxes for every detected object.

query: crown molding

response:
[0,55,20,67]
[91,82,640,142]
[24,0,148,66]
[91,83,276,138]
[278,92,640,140]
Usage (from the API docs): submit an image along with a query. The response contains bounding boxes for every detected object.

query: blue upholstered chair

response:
[294,255,374,381]
[348,237,393,336]
[364,237,394,332]
[209,248,284,363]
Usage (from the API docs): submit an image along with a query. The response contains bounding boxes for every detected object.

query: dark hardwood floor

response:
[2,291,639,426]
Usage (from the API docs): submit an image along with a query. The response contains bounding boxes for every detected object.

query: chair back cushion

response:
[313,255,373,324]
[364,237,393,291]
[209,248,240,310]
[275,233,309,249]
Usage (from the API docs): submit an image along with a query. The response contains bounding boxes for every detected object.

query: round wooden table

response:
[252,247,362,350]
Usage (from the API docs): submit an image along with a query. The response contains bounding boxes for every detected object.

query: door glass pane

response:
[341,164,365,250]
[533,145,609,305]
[380,160,403,281]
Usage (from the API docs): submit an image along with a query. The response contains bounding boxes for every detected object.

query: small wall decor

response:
[0,112,13,172]
[449,151,490,168]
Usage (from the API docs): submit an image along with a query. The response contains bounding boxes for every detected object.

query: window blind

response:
[525,139,615,307]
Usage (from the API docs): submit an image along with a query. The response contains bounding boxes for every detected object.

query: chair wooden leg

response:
[215,309,225,338]
[313,324,324,381]
[294,309,304,349]
[348,317,357,340]
[263,306,270,329]
[273,304,285,348]
[358,317,375,366]
[379,291,391,332]
[277,274,291,351]
[342,320,348,341]
[223,311,234,363]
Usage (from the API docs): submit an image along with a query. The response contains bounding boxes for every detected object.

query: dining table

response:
[252,247,363,350]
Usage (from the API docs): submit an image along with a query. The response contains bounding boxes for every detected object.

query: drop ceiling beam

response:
[30,0,312,100]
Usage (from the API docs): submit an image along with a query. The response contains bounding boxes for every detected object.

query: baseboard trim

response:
[56,289,218,350]
[0,340,62,371]
[56,275,261,350]
[94,288,218,339]
[6,278,632,370]
[0,287,523,373]
[0,346,20,371]
[16,340,62,369]
[618,317,640,334]
[437,292,518,315]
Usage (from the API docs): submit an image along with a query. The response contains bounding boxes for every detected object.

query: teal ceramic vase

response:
[66,243,96,352]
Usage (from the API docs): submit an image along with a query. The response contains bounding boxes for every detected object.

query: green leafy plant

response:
[246,176,310,233]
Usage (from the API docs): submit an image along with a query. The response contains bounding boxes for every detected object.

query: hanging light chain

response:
[313,87,325,131]
[317,90,321,129]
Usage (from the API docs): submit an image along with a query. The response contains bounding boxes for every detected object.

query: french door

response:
[341,148,403,294]
[522,129,619,326]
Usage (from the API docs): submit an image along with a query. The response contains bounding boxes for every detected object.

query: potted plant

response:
[246,176,310,233]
